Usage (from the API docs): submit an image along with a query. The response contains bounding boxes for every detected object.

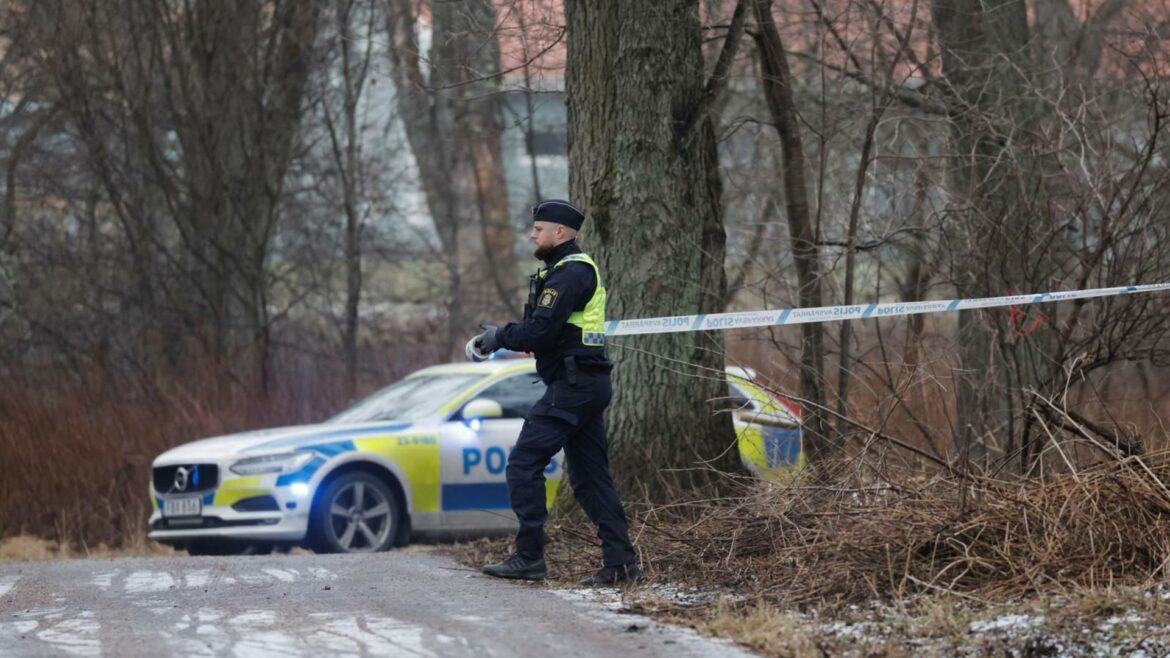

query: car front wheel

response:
[310,472,399,553]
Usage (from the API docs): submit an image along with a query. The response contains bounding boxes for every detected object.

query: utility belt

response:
[559,355,613,385]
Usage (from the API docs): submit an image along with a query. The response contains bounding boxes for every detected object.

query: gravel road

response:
[0,551,753,657]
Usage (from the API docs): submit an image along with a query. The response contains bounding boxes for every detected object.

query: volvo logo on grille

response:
[173,466,191,492]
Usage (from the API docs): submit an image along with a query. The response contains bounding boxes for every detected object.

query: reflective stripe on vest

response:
[541,252,607,347]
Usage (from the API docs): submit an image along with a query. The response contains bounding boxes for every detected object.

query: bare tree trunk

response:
[514,6,543,203]
[752,0,834,461]
[343,61,363,400]
[933,0,1054,470]
[386,0,467,349]
[385,0,520,352]
[831,3,916,446]
[247,0,319,394]
[455,0,523,314]
[566,0,743,497]
[1033,0,1130,79]
[834,109,881,446]
[323,0,376,398]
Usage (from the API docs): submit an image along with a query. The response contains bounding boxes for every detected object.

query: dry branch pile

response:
[543,451,1170,608]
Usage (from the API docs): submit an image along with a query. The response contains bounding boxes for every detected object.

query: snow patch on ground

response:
[183,569,211,589]
[124,570,174,593]
[819,619,887,642]
[549,586,758,658]
[35,610,100,657]
[261,568,298,583]
[968,613,1043,633]
[302,614,436,657]
[0,574,18,599]
[645,582,737,607]
[90,572,116,591]
[307,567,336,580]
[594,580,1170,658]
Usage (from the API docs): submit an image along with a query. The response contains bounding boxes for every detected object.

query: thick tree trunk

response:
[565,0,741,497]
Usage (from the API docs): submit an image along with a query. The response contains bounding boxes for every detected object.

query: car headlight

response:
[229,452,316,476]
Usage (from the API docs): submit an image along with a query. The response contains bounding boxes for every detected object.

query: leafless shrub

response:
[526,448,1170,609]
[0,316,442,549]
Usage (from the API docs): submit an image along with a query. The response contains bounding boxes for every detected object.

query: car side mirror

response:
[462,398,504,421]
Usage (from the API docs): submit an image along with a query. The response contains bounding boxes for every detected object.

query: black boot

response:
[482,553,548,580]
[580,562,642,586]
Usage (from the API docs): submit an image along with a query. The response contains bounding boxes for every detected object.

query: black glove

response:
[475,324,501,354]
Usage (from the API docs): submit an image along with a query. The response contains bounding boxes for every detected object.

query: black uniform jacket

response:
[497,240,612,384]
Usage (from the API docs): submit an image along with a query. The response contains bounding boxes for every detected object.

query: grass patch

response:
[694,601,824,658]
[0,534,178,562]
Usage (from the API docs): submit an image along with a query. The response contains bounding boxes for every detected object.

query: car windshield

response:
[325,374,484,423]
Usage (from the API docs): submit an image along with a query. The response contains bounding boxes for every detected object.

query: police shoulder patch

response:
[538,288,559,309]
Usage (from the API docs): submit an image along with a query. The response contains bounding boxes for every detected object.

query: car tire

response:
[184,541,273,556]
[309,471,400,554]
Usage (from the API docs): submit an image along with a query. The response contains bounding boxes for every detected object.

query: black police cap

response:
[531,199,584,231]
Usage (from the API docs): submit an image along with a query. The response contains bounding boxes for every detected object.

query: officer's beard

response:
[533,244,551,260]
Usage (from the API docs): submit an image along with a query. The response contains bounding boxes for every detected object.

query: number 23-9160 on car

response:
[148,358,802,555]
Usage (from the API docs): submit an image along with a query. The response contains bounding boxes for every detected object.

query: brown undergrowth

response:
[0,534,178,561]
[633,454,1170,608]
[0,352,429,549]
[458,449,1170,608]
[452,453,1170,654]
[0,364,341,549]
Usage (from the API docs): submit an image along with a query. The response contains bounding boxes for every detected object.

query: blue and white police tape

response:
[603,282,1170,337]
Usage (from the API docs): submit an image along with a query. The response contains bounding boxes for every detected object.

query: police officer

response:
[471,199,640,585]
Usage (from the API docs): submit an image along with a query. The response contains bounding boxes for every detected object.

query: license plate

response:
[164,497,202,517]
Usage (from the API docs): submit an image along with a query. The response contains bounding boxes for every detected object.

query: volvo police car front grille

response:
[230,495,280,512]
[152,516,280,530]
[152,464,219,494]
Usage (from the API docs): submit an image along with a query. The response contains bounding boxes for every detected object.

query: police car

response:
[148,358,802,555]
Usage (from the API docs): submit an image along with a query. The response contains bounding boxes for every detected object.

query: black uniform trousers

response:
[505,370,636,567]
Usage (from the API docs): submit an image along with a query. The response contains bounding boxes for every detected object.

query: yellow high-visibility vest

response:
[539,252,606,346]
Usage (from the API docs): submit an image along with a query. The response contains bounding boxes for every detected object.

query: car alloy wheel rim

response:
[328,481,392,551]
